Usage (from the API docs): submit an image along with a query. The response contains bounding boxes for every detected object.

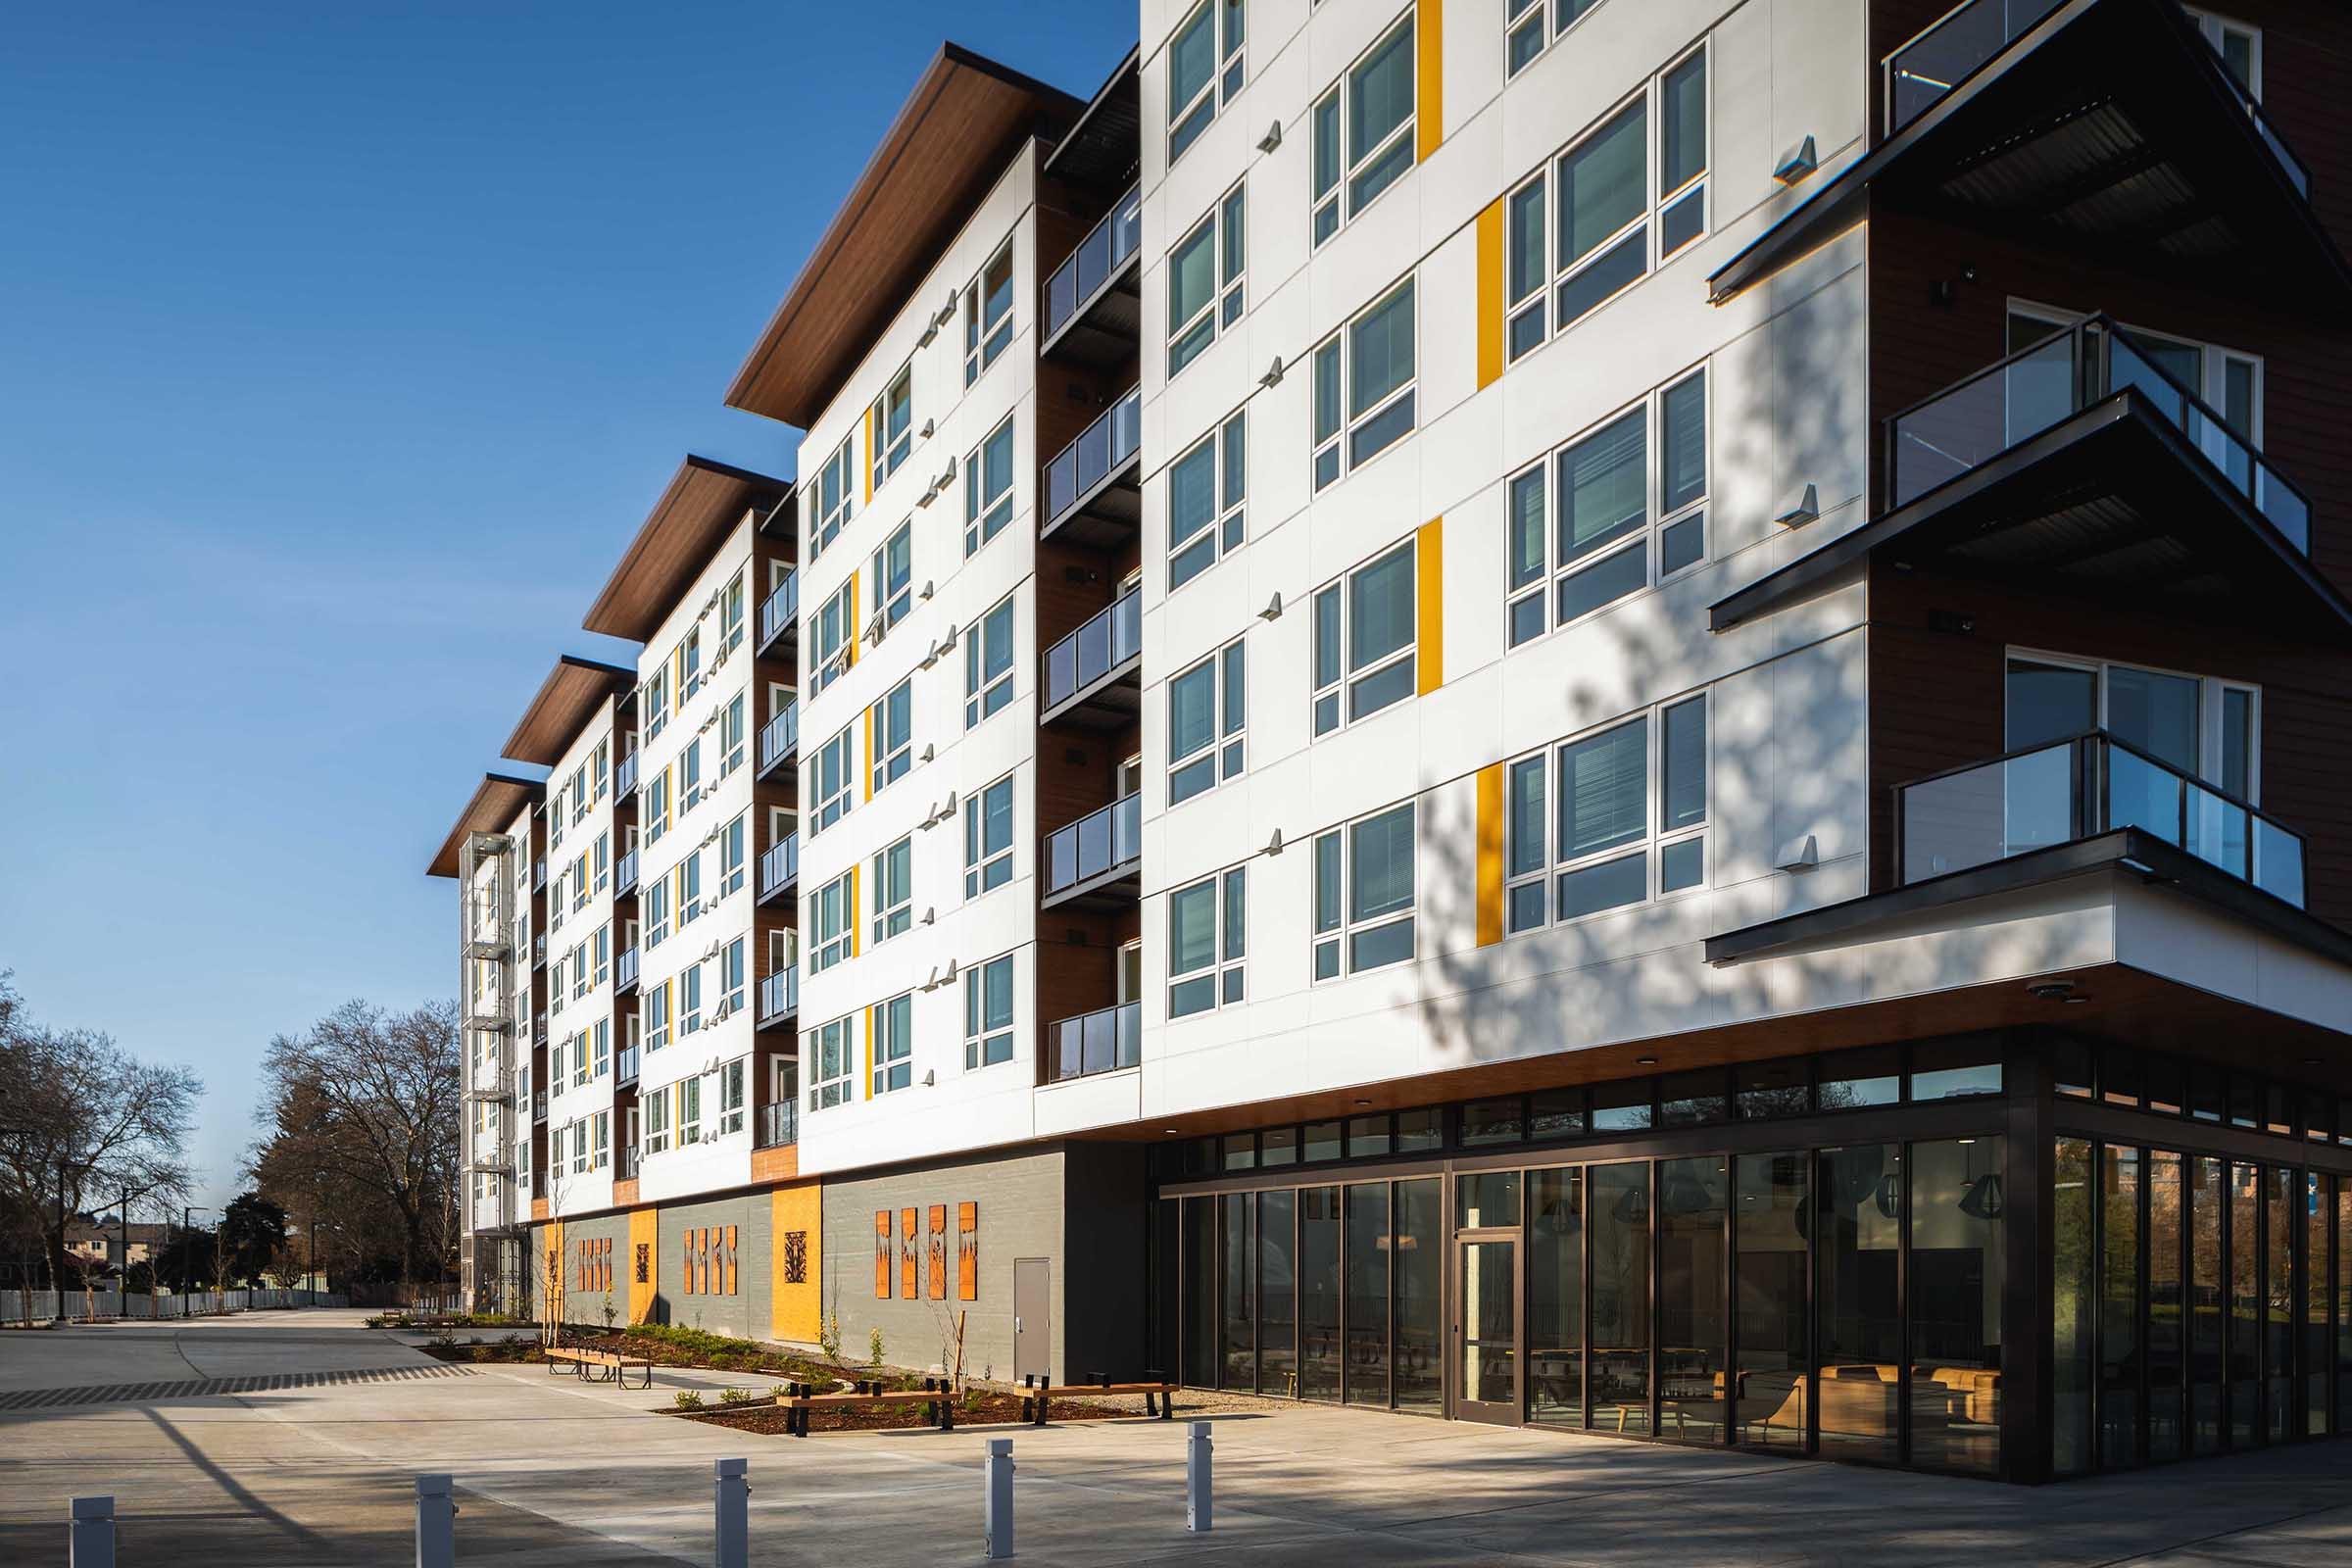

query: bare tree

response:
[250,1000,461,1294]
[0,981,200,1311]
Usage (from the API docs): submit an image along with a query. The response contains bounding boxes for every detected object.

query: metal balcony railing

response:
[758,1101,800,1150]
[532,1089,548,1122]
[759,968,799,1024]
[759,703,800,773]
[1043,385,1142,529]
[760,571,799,650]
[1046,1000,1141,1084]
[616,1145,640,1181]
[1042,587,1141,713]
[615,945,639,993]
[532,857,547,891]
[1044,793,1142,899]
[615,1043,639,1086]
[760,833,800,899]
[1886,313,2311,553]
[613,751,639,799]
[614,848,638,897]
[1043,184,1142,343]
[1897,729,2306,907]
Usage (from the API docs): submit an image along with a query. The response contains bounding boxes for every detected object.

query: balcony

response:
[759,832,800,906]
[1039,386,1142,548]
[1045,1001,1140,1084]
[532,857,547,891]
[1899,730,2304,907]
[615,1043,639,1088]
[1712,0,2350,314]
[533,1011,548,1049]
[614,848,639,898]
[759,571,799,658]
[532,1089,548,1124]
[1040,587,1141,730]
[758,1100,800,1150]
[1042,793,1141,909]
[1041,184,1142,364]
[533,933,546,968]
[758,703,800,783]
[615,944,640,995]
[616,1145,640,1181]
[613,751,639,800]
[1713,316,2352,641]
[758,968,799,1028]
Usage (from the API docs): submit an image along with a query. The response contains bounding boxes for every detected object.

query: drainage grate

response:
[0,1363,472,1411]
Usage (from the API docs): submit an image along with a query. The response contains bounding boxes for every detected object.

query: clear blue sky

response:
[0,1,1135,1215]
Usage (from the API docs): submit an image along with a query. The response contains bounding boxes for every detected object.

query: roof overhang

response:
[582,456,790,642]
[427,772,542,879]
[500,655,636,767]
[1040,45,1140,190]
[1708,0,2352,315]
[1709,389,2352,639]
[725,44,1086,428]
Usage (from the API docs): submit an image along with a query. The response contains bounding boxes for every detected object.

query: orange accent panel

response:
[956,1201,979,1301]
[900,1207,917,1299]
[927,1205,947,1299]
[874,1210,892,1298]
[1476,761,1506,947]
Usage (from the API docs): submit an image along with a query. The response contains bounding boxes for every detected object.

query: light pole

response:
[181,1206,212,1309]
[115,1186,157,1319]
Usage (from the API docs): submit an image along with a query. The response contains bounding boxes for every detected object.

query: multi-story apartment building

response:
[435,0,2352,1483]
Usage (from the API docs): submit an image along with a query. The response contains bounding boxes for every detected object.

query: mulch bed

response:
[679,1391,1124,1434]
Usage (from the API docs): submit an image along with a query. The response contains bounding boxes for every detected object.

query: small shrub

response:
[673,1390,704,1410]
[470,1347,495,1363]
[817,1309,843,1364]
[427,1331,457,1349]
[769,1384,788,1401]
[868,1326,885,1371]
[719,1386,751,1406]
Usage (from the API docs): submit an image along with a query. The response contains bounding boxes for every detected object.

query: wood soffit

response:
[582,455,790,642]
[724,43,1087,429]
[501,655,636,767]
[427,772,542,880]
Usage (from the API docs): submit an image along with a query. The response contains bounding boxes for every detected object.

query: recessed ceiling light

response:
[1162,1128,1181,1135]
[1637,1055,1657,1066]
[1353,1098,1372,1107]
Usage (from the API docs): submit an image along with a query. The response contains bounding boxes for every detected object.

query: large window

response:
[871,365,912,489]
[871,836,911,945]
[870,678,911,793]
[962,953,1013,1069]
[870,994,912,1096]
[718,693,747,776]
[1507,0,1603,78]
[810,723,854,833]
[1311,539,1415,735]
[718,814,746,899]
[809,436,855,561]
[1310,13,1415,246]
[1168,866,1246,1018]
[872,523,912,635]
[964,596,1015,727]
[1168,184,1245,378]
[810,869,854,973]
[1168,638,1245,806]
[808,1015,855,1111]
[964,416,1014,557]
[963,773,1014,898]
[1169,412,1245,591]
[1506,694,1707,932]
[811,578,854,692]
[1312,801,1414,979]
[1507,368,1705,641]
[963,241,1013,386]
[2004,654,2257,790]
[1312,278,1415,489]
[1167,0,1244,164]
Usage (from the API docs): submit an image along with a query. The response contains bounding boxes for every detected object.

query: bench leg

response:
[1160,1388,1173,1420]
[1034,1395,1049,1428]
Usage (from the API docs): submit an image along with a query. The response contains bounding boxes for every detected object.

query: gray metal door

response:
[1013,1257,1051,1383]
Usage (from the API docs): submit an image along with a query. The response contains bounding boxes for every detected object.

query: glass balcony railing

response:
[1042,587,1141,712]
[615,945,639,992]
[759,968,799,1023]
[532,1089,548,1122]
[615,1043,639,1086]
[760,833,799,897]
[760,571,799,649]
[760,703,800,772]
[1046,1000,1141,1084]
[612,751,639,799]
[614,848,638,897]
[758,1100,800,1150]
[1044,185,1142,343]
[616,1145,640,1180]
[1884,0,2312,196]
[1886,313,2311,553]
[1044,793,1142,899]
[1897,729,2305,907]
[1043,386,1142,528]
[532,857,547,891]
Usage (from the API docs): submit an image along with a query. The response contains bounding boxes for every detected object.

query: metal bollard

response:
[69,1495,115,1568]
[982,1437,1014,1560]
[1186,1421,1212,1533]
[713,1458,749,1568]
[415,1474,456,1568]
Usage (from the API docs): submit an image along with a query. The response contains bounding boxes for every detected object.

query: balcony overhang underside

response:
[427,772,541,879]
[1041,656,1141,730]
[755,743,797,783]
[725,44,1085,427]
[1040,256,1143,367]
[1038,449,1141,548]
[501,655,634,766]
[1041,45,1139,190]
[584,456,791,642]
[757,871,797,906]
[1040,859,1140,912]
[1707,0,2352,316]
[1709,393,2352,639]
[756,1002,797,1031]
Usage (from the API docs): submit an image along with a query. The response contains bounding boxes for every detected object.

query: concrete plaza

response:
[1,1310,2347,1564]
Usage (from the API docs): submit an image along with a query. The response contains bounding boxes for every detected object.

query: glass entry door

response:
[1455,1236,1522,1424]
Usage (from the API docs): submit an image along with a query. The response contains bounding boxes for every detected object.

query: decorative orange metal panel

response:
[900,1207,917,1299]
[956,1201,979,1300]
[724,1225,738,1296]
[873,1210,891,1298]
[926,1205,947,1299]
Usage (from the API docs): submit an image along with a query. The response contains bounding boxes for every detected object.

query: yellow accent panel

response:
[1475,198,1504,390]
[627,1207,658,1325]
[769,1183,822,1343]
[1416,0,1443,162]
[1416,517,1444,695]
[1475,762,1505,947]
[846,570,860,666]
[849,862,860,957]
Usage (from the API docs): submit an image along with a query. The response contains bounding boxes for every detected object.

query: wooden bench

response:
[774,1379,959,1438]
[544,1345,654,1390]
[1021,1373,1178,1426]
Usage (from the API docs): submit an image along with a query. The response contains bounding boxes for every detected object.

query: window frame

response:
[1505,693,1711,936]
[1309,537,1417,737]
[811,578,855,693]
[1168,864,1247,1017]
[1311,800,1417,980]
[1311,276,1417,490]
[962,953,1015,1071]
[718,813,747,899]
[870,677,912,793]
[1167,0,1246,165]
[871,364,913,489]
[964,595,1016,728]
[872,835,913,945]
[808,437,856,561]
[1168,410,1246,592]
[872,522,912,634]
[718,692,747,777]
[808,1014,856,1112]
[963,415,1015,557]
[810,723,855,834]
[1310,11,1417,247]
[963,241,1015,386]
[871,994,913,1096]
[963,772,1015,899]
[717,1058,746,1137]
[1167,637,1246,807]
[810,868,855,973]
[1167,182,1246,379]
[1506,0,1605,79]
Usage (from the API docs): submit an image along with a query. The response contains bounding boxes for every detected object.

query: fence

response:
[2,1288,350,1322]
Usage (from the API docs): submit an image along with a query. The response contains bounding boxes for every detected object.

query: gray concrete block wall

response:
[653,1194,769,1341]
[559,1213,628,1330]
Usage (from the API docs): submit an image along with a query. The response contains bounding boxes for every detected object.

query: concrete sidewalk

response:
[3,1315,2349,1564]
